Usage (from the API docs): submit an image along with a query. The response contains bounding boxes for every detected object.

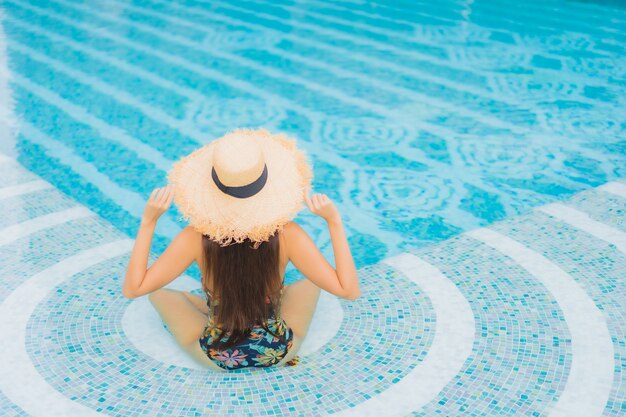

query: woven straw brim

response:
[167,128,313,246]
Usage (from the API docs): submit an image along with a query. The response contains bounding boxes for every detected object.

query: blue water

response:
[2,0,625,282]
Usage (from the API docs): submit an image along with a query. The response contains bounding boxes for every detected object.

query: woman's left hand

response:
[142,184,175,225]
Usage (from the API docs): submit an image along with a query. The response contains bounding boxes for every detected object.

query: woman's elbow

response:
[122,286,138,299]
[344,288,361,300]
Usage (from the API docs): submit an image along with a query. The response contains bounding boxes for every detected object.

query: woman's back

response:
[196,220,360,305]
[195,215,361,370]
[197,229,290,300]
[196,228,294,370]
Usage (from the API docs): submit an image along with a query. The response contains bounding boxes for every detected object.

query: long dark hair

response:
[201,232,285,350]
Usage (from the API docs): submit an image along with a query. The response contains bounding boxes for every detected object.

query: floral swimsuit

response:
[199,293,295,370]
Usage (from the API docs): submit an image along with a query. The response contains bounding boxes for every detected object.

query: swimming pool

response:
[1,1,626,416]
[1,0,624,282]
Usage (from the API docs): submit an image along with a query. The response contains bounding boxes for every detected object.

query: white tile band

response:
[336,253,476,417]
[597,181,626,198]
[467,228,614,417]
[538,203,626,255]
[0,239,135,417]
[0,180,52,200]
[0,206,93,247]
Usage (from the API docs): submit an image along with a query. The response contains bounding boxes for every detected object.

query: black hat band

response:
[211,164,268,199]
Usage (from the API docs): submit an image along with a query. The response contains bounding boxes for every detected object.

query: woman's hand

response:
[304,188,341,225]
[142,184,175,225]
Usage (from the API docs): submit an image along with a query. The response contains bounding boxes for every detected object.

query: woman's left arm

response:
[122,185,199,299]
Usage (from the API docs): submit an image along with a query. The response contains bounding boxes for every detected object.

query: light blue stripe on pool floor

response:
[18,122,181,239]
[0,186,77,229]
[0,206,93,247]
[599,182,626,198]
[21,0,492,140]
[0,215,126,302]
[538,203,626,254]
[0,158,40,187]
[80,0,522,133]
[5,1,516,236]
[0,180,52,200]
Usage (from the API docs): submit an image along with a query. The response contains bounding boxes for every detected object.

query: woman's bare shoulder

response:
[279,221,300,262]
[280,221,315,256]
[179,225,204,262]
[181,224,203,240]
[281,221,306,244]
[282,220,305,235]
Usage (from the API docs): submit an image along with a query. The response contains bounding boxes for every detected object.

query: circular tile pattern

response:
[489,212,626,416]
[25,257,435,416]
[408,235,572,416]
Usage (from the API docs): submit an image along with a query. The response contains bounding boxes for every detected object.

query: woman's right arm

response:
[284,190,360,300]
[325,217,360,300]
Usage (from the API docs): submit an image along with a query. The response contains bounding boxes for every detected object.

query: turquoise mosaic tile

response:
[408,235,571,416]
[488,212,626,416]
[25,259,434,416]
[3,0,625,264]
[0,187,78,228]
[566,188,626,234]
[0,216,125,304]
[0,391,27,417]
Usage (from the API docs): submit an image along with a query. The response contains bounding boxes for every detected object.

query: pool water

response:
[1,0,624,282]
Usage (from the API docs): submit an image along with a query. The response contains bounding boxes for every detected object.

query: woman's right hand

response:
[304,188,341,225]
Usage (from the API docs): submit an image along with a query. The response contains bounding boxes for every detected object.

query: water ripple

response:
[353,168,454,220]
[184,97,287,137]
[317,117,414,154]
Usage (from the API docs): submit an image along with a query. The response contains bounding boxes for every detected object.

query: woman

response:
[122,128,360,372]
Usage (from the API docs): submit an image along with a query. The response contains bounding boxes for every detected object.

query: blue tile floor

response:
[0,153,625,416]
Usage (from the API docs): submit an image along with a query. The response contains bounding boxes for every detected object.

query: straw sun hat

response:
[167,128,313,247]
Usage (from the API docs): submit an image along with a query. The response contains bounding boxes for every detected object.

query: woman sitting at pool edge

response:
[122,128,360,371]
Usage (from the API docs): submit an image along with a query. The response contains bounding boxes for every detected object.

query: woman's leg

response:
[275,279,320,366]
[148,288,224,371]
[279,278,321,341]
[181,291,209,315]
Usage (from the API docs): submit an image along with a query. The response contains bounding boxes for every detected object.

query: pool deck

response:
[1,154,625,416]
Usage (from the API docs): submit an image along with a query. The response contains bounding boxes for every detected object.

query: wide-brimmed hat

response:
[167,128,313,247]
